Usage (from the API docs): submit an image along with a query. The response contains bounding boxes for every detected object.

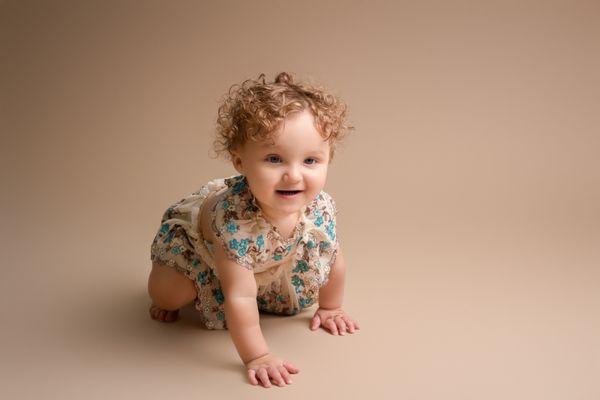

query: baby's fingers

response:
[283,361,300,374]
[268,366,285,387]
[334,316,347,335]
[342,316,356,333]
[310,314,321,331]
[326,318,339,335]
[278,365,293,384]
[247,369,259,386]
[257,368,271,388]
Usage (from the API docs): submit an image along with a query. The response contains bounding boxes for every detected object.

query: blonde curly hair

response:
[213,72,354,162]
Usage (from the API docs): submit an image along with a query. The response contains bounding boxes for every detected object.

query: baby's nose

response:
[283,168,302,182]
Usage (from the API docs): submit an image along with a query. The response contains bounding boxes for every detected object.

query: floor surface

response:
[2,1,599,398]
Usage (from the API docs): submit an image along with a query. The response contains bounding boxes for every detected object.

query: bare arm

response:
[213,242,269,364]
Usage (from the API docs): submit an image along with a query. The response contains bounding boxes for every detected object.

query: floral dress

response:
[150,174,339,330]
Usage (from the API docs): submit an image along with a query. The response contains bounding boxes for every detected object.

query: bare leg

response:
[147,261,198,322]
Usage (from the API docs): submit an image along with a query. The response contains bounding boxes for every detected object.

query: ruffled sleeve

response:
[299,191,339,287]
[210,175,266,270]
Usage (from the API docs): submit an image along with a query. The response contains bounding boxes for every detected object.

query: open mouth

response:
[276,190,303,197]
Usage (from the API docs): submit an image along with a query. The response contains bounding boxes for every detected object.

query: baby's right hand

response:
[244,353,299,388]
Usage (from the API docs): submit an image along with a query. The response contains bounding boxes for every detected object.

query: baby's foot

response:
[149,303,179,323]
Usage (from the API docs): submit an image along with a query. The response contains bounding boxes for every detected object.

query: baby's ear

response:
[230,151,244,174]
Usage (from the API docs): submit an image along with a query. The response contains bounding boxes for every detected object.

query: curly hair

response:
[213,72,354,162]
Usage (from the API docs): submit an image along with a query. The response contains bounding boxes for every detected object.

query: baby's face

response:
[232,109,330,221]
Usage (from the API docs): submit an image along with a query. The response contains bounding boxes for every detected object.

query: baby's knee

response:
[148,262,197,310]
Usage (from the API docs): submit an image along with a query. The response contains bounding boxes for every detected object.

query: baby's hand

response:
[310,307,360,336]
[245,353,299,388]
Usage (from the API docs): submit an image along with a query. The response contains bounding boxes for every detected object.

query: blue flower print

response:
[159,223,170,234]
[213,288,225,305]
[326,221,336,240]
[226,221,238,233]
[162,231,175,244]
[299,297,313,309]
[306,240,316,249]
[285,244,292,254]
[171,246,182,255]
[191,259,201,268]
[319,241,330,250]
[293,260,309,273]
[229,238,240,250]
[222,200,230,210]
[197,270,208,285]
[256,234,264,249]
[291,275,305,289]
[238,238,249,256]
[273,253,282,261]
[216,311,225,321]
[315,216,324,227]
[232,179,247,195]
[276,295,286,302]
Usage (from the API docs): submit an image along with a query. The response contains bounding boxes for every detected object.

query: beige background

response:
[1,0,599,398]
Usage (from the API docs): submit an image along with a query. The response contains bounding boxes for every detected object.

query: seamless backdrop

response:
[1,1,599,399]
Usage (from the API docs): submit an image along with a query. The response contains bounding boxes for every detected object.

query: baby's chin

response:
[261,196,311,216]
[270,202,307,215]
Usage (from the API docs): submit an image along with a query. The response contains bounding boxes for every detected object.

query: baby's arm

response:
[318,246,347,309]
[310,246,361,335]
[213,242,298,387]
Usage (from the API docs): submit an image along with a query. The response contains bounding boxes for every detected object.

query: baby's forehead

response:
[258,138,277,147]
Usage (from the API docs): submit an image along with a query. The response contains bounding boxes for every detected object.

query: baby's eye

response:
[304,158,317,165]
[266,155,282,163]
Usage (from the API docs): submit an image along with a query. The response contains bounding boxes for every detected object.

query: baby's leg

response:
[147,261,198,322]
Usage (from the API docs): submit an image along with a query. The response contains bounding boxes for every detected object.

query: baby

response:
[148,72,360,388]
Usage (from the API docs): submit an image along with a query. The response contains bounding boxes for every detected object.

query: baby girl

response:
[148,72,360,388]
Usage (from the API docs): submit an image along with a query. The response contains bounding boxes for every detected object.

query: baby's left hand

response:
[310,307,360,336]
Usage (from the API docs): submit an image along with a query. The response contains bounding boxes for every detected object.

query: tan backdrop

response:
[1,0,599,399]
